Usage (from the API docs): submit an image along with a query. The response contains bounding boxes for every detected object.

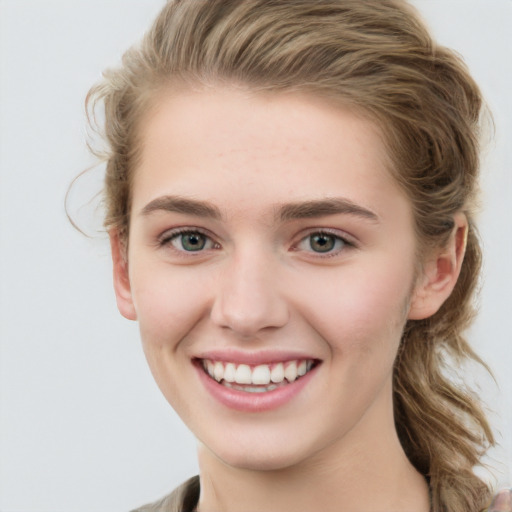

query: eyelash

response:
[158,227,355,258]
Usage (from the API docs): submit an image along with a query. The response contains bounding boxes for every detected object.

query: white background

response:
[0,1,510,511]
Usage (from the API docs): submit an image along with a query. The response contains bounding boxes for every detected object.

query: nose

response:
[210,249,290,337]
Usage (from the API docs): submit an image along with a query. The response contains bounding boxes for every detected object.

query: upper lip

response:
[194,349,320,366]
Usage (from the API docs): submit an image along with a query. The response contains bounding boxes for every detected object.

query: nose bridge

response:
[210,243,289,336]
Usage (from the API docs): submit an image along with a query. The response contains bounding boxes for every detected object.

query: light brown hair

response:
[86,1,495,510]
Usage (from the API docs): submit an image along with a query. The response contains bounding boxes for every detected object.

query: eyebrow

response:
[140,195,222,220]
[140,195,379,223]
[277,198,379,223]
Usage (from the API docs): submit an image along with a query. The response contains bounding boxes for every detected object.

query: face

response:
[113,87,431,471]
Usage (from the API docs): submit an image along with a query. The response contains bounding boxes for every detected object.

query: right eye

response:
[161,229,217,252]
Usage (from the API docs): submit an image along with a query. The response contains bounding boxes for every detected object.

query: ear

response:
[109,229,137,321]
[408,213,467,320]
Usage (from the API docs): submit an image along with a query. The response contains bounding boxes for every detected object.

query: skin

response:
[111,87,466,512]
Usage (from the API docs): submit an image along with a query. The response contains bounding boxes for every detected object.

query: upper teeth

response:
[202,359,314,386]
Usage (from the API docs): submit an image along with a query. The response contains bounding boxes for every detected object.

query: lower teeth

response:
[222,382,279,393]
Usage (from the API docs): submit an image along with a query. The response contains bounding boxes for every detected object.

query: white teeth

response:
[206,360,215,378]
[252,365,271,385]
[284,361,298,382]
[202,359,315,387]
[235,364,252,385]
[213,361,224,382]
[270,363,285,383]
[224,363,236,383]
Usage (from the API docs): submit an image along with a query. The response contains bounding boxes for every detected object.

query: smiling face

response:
[111,87,431,471]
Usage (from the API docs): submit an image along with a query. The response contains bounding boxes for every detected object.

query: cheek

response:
[302,262,413,356]
[130,265,213,348]
[129,266,213,414]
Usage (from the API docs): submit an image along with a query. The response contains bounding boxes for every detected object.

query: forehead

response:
[132,87,408,222]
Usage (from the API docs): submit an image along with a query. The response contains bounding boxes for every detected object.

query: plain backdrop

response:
[0,1,511,511]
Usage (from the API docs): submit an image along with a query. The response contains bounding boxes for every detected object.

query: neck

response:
[196,388,430,512]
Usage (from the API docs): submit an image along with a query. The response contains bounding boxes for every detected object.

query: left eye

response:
[297,232,347,254]
[166,231,216,252]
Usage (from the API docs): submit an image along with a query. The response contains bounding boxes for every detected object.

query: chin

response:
[201,429,321,473]
[219,449,304,472]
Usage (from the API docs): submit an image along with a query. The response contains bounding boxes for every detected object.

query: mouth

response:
[198,358,318,393]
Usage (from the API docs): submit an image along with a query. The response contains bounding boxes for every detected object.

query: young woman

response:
[85,1,511,511]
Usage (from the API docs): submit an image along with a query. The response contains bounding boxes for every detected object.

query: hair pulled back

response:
[87,1,495,510]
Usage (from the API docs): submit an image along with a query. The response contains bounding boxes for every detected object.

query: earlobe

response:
[109,229,137,321]
[408,214,467,320]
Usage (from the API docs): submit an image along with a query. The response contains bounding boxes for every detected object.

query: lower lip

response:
[195,361,319,412]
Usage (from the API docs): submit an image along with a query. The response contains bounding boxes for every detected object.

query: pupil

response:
[182,233,206,251]
[311,234,335,253]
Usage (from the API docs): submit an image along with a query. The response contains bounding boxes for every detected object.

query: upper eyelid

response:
[294,227,356,246]
[158,226,216,244]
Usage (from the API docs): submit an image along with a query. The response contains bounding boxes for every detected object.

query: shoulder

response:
[130,476,200,512]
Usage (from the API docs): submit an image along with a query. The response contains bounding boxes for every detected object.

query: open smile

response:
[194,357,321,412]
